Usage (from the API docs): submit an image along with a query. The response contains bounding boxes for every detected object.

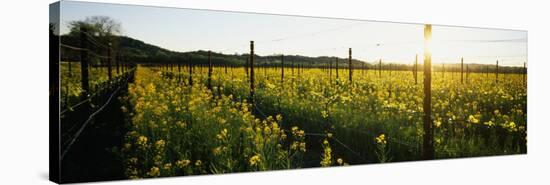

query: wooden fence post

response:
[79,28,90,101]
[442,63,445,78]
[336,58,339,79]
[107,42,112,80]
[379,59,382,78]
[329,59,332,80]
[422,24,434,160]
[116,52,120,75]
[281,54,284,84]
[362,62,365,76]
[208,50,212,90]
[348,48,352,83]
[120,58,124,74]
[496,60,499,83]
[292,59,295,76]
[189,58,193,86]
[68,61,72,77]
[415,54,418,84]
[461,57,464,84]
[245,56,249,78]
[250,41,255,104]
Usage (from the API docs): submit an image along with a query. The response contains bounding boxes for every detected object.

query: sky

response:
[57,1,527,66]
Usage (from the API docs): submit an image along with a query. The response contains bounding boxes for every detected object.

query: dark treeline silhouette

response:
[60,33,526,74]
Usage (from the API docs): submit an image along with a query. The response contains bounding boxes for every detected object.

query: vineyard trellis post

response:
[299,63,302,76]
[177,62,181,81]
[348,48,352,83]
[208,50,212,90]
[423,24,434,160]
[68,60,72,77]
[379,59,382,78]
[116,52,120,75]
[329,59,332,80]
[362,62,365,75]
[264,59,267,78]
[442,63,445,78]
[335,58,339,79]
[245,56,249,78]
[496,60,499,83]
[188,57,193,86]
[107,42,112,80]
[292,59,294,76]
[414,54,418,84]
[120,57,124,74]
[79,28,90,102]
[249,41,255,104]
[281,54,284,84]
[461,57,464,84]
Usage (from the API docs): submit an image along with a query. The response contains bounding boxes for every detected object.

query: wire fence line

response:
[60,69,135,115]
[60,43,110,59]
[60,73,131,161]
[79,30,110,49]
[157,69,420,159]
[251,102,368,162]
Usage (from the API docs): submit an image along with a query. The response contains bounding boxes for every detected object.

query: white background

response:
[0,0,549,184]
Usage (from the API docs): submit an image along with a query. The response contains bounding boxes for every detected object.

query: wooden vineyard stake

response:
[281,54,284,84]
[79,27,90,101]
[329,59,332,80]
[362,62,365,75]
[292,59,295,76]
[442,63,445,78]
[422,24,434,160]
[249,41,255,104]
[68,61,72,77]
[245,56,249,78]
[379,59,382,78]
[461,57,464,84]
[189,57,193,86]
[348,48,352,83]
[116,53,120,75]
[107,42,112,80]
[496,60,499,83]
[336,58,339,79]
[414,54,418,84]
[208,50,212,90]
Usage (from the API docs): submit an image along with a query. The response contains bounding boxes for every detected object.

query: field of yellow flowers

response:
[60,62,111,108]
[119,65,526,178]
